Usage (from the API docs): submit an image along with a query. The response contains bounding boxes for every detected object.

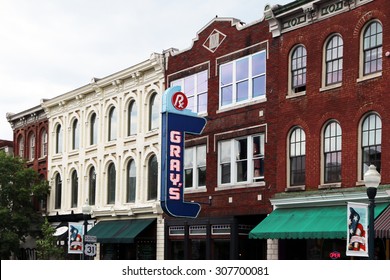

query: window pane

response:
[221,86,233,106]
[221,64,233,86]
[107,163,116,204]
[252,52,266,76]
[197,71,207,93]
[253,75,265,98]
[129,101,137,136]
[185,169,193,188]
[236,57,249,81]
[198,166,206,187]
[184,76,195,97]
[90,113,97,145]
[109,107,117,141]
[127,160,136,203]
[197,93,207,113]
[148,155,158,200]
[236,81,248,102]
[89,167,96,205]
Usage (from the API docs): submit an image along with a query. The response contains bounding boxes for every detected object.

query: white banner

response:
[68,222,84,254]
[346,202,369,258]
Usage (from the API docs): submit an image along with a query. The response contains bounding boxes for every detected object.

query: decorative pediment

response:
[203,29,226,53]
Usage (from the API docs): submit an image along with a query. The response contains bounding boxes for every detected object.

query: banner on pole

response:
[346,202,369,258]
[68,223,84,254]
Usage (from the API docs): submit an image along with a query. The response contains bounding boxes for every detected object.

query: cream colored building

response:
[42,52,166,260]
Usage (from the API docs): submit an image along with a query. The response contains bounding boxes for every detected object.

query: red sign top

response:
[171,91,188,111]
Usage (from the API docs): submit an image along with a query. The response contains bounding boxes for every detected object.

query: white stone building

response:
[42,52,166,260]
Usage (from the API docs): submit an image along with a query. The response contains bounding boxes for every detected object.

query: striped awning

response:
[375,205,390,238]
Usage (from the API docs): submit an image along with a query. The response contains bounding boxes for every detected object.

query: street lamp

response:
[363,164,381,260]
[82,199,91,260]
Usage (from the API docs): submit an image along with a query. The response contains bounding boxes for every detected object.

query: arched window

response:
[324,121,342,183]
[40,129,48,157]
[56,124,62,154]
[128,100,137,136]
[29,133,35,160]
[18,135,24,158]
[361,113,382,178]
[72,119,79,150]
[325,35,343,85]
[147,155,158,200]
[89,167,96,206]
[363,21,382,75]
[71,170,78,208]
[108,107,117,141]
[55,173,62,209]
[107,163,116,204]
[289,127,306,186]
[126,159,136,203]
[90,113,98,145]
[149,93,159,131]
[291,45,307,93]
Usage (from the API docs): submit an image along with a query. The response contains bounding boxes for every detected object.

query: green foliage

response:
[0,151,50,259]
[36,218,64,260]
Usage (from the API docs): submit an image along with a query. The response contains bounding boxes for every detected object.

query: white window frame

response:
[219,51,266,109]
[171,70,208,114]
[218,134,264,188]
[184,144,207,191]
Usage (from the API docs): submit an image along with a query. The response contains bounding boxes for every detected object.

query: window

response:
[324,121,342,183]
[220,51,266,108]
[18,135,24,158]
[90,113,98,145]
[108,107,117,141]
[361,113,381,179]
[289,127,306,186]
[219,134,264,185]
[72,119,79,150]
[363,21,382,75]
[71,170,78,208]
[55,125,62,154]
[126,159,136,203]
[148,155,158,200]
[184,145,206,189]
[55,173,62,209]
[40,129,47,157]
[291,45,307,93]
[128,101,137,136]
[29,133,35,160]
[149,93,159,131]
[171,70,208,114]
[325,35,343,85]
[89,167,96,206]
[107,163,116,204]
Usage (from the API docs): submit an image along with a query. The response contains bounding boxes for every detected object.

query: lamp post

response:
[363,164,380,260]
[82,199,91,260]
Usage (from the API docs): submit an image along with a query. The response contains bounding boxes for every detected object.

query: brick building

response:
[250,0,390,260]
[164,15,276,259]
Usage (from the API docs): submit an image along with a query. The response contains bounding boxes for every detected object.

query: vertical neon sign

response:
[161,86,207,218]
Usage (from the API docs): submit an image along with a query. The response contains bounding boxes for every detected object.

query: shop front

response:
[249,188,390,260]
[87,218,156,260]
[165,215,267,260]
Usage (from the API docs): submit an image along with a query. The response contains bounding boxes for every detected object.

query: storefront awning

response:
[249,204,388,240]
[375,205,390,238]
[87,219,155,243]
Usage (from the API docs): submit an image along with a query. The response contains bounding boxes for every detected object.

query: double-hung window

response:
[220,51,266,108]
[171,70,208,114]
[184,145,206,189]
[363,21,382,76]
[219,134,264,186]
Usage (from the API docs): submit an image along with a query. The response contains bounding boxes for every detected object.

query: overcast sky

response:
[0,0,290,140]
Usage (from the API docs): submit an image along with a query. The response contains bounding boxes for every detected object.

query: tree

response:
[36,218,64,259]
[0,151,50,259]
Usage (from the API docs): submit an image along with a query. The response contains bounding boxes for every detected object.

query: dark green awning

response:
[249,204,388,240]
[87,219,155,243]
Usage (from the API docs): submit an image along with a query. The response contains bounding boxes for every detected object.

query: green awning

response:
[87,219,155,243]
[249,204,388,240]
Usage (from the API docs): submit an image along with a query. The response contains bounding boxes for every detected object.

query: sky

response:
[0,0,290,140]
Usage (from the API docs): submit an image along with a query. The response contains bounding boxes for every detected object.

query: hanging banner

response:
[160,86,207,218]
[68,223,84,254]
[346,202,369,258]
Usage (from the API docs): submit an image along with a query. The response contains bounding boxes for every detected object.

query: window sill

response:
[319,83,342,92]
[217,97,266,114]
[285,185,305,192]
[318,182,341,189]
[286,91,306,99]
[215,181,265,191]
[184,188,207,194]
[356,71,382,83]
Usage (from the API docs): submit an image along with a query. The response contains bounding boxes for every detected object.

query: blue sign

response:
[160,86,207,218]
